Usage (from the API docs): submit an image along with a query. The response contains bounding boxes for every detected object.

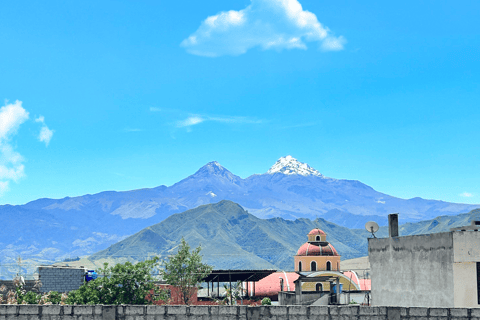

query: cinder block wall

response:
[1,305,480,320]
[38,266,86,293]
[0,280,37,292]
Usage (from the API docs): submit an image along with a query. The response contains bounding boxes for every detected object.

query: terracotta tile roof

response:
[296,242,339,256]
[308,228,326,235]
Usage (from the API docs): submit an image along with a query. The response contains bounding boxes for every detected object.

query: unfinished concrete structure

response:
[369,215,480,308]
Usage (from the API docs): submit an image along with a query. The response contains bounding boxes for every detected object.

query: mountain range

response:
[0,156,478,277]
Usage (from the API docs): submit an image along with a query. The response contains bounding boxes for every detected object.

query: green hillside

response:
[89,201,480,271]
[90,200,372,270]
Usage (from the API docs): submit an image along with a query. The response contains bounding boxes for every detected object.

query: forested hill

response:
[90,201,480,271]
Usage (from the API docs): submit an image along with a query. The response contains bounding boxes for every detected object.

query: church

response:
[294,228,341,273]
[251,227,368,303]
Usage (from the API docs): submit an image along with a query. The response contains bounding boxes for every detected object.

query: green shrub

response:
[23,291,40,304]
[261,297,271,305]
[47,291,62,304]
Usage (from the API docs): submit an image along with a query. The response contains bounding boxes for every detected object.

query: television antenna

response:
[365,221,379,238]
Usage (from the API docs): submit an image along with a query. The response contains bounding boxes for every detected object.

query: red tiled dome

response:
[296,242,339,256]
[308,228,326,236]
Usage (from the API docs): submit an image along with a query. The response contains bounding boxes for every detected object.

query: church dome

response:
[308,228,326,236]
[296,242,339,256]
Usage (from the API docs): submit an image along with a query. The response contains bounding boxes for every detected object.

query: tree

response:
[161,238,213,305]
[66,258,168,305]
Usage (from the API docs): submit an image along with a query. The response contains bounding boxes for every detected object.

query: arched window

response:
[316,235,320,241]
[315,283,323,291]
[326,261,331,271]
[311,261,317,271]
[298,261,302,272]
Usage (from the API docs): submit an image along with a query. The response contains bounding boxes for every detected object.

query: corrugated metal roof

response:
[202,269,277,282]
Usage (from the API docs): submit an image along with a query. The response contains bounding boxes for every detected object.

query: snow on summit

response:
[266,156,325,177]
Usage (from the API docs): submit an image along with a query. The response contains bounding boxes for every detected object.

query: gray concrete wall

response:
[453,231,480,263]
[1,305,480,320]
[38,266,86,293]
[453,231,480,308]
[369,232,455,307]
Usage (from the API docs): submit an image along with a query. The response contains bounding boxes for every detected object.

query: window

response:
[326,261,331,271]
[316,283,323,291]
[477,262,480,305]
[298,261,302,272]
[311,261,317,271]
[316,235,320,241]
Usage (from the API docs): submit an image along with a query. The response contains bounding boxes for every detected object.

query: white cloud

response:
[0,100,29,140]
[460,192,473,198]
[0,101,54,197]
[0,101,29,195]
[181,0,345,57]
[35,115,54,146]
[177,116,206,128]
[39,126,54,145]
[321,36,347,51]
[176,114,262,129]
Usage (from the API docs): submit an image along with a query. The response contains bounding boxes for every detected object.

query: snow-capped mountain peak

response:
[266,155,324,177]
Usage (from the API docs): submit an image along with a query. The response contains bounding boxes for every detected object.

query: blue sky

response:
[0,0,479,206]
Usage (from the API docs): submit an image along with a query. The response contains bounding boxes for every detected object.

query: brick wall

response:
[0,305,479,320]
[38,266,86,293]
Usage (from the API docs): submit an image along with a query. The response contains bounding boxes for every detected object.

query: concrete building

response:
[369,216,480,308]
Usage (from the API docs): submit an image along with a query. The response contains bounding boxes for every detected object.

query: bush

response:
[47,291,62,304]
[261,297,271,305]
[23,291,40,304]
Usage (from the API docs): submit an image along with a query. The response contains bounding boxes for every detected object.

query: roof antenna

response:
[365,221,379,238]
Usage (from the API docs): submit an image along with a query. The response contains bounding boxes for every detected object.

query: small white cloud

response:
[321,36,347,51]
[181,0,345,57]
[177,116,205,128]
[39,126,54,146]
[35,115,54,146]
[460,192,473,198]
[149,107,161,112]
[176,114,262,129]
[0,100,29,140]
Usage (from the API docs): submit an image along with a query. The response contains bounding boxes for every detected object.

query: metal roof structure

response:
[202,269,277,283]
